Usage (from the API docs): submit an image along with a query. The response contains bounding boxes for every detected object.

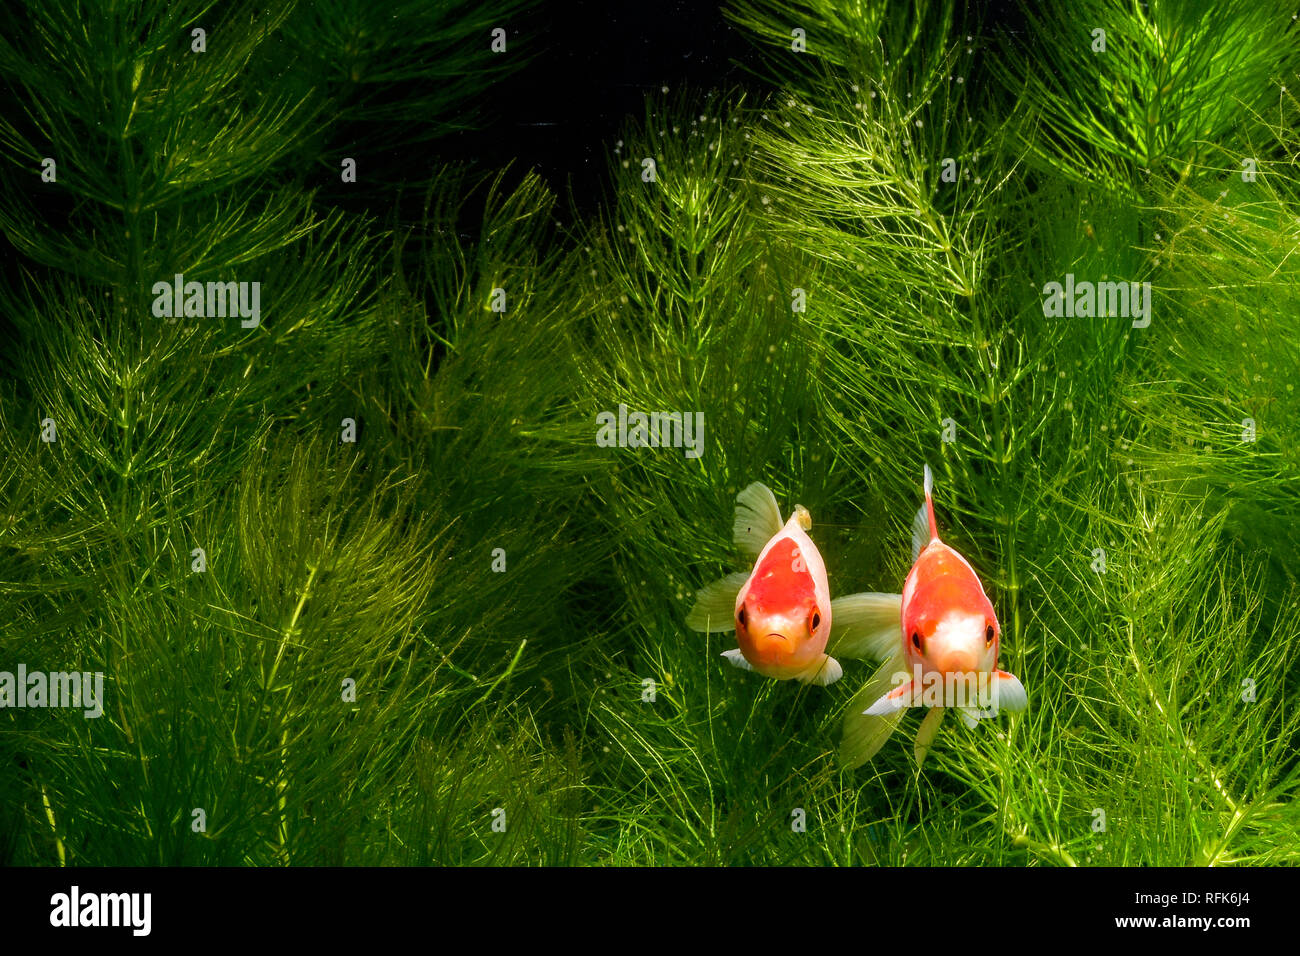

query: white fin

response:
[991,670,1028,712]
[827,592,903,661]
[732,482,784,557]
[796,654,842,686]
[838,651,909,769]
[685,572,749,632]
[913,463,939,559]
[910,502,930,562]
[914,706,946,766]
[721,648,754,671]
[864,680,917,715]
[792,504,812,531]
[957,707,980,730]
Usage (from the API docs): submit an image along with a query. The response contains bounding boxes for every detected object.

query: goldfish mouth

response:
[740,630,799,668]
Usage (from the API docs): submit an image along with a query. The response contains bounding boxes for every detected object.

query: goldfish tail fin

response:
[827,592,903,660]
[796,654,842,686]
[914,707,946,766]
[838,652,909,769]
[721,648,755,672]
[733,482,784,557]
[992,670,1029,712]
[685,571,749,632]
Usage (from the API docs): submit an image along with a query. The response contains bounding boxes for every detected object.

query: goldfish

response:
[835,465,1027,767]
[685,482,843,685]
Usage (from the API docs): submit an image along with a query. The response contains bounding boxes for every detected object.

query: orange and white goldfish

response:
[835,465,1027,767]
[686,482,842,685]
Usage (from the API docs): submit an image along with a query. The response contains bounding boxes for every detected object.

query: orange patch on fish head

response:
[736,537,826,670]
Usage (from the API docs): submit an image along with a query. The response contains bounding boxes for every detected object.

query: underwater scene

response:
[1,0,1298,872]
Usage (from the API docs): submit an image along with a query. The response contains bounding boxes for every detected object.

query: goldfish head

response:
[734,535,830,677]
[901,535,1000,681]
[736,590,825,670]
[904,606,999,677]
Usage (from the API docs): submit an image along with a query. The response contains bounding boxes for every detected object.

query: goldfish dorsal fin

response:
[792,504,812,531]
[685,571,750,632]
[910,503,930,562]
[733,482,784,557]
[912,464,939,559]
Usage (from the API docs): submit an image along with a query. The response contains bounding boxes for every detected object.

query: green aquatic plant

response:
[0,0,585,866]
[995,0,1300,193]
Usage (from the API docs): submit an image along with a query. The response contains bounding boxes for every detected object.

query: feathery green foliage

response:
[996,0,1300,192]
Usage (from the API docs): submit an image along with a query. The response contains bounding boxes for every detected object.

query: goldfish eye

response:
[738,607,748,628]
[911,631,922,650]
[810,611,821,631]
[985,624,995,644]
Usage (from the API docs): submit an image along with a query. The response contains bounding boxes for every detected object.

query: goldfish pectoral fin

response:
[827,592,903,660]
[992,670,1029,712]
[721,648,755,672]
[956,706,980,730]
[864,680,916,716]
[685,572,750,632]
[914,707,946,766]
[732,482,784,557]
[797,655,842,686]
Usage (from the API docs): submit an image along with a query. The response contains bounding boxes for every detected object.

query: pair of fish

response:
[685,467,1027,767]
